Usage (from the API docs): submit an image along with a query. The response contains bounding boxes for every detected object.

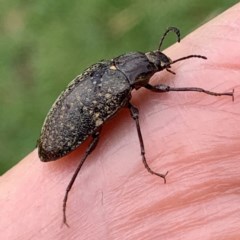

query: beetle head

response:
[145,50,173,73]
[146,50,207,75]
[145,27,207,75]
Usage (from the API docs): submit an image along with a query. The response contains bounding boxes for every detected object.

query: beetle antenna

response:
[171,55,207,65]
[158,27,181,51]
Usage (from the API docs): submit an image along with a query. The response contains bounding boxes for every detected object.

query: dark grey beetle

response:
[37,27,233,226]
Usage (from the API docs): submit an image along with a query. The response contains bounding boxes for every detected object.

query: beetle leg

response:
[62,130,101,227]
[145,83,234,100]
[128,103,168,183]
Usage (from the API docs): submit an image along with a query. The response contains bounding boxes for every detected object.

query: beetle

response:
[37,27,234,226]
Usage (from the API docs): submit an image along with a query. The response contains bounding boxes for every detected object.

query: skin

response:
[1,4,240,240]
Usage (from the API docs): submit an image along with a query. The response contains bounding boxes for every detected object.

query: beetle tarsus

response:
[145,83,234,100]
[231,88,235,102]
[128,103,168,183]
[62,130,101,226]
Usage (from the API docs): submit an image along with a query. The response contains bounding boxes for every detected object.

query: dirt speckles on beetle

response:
[37,27,234,226]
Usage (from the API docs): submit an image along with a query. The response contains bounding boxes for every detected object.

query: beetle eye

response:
[160,57,172,67]
[158,53,172,67]
[163,60,169,66]
[160,61,167,67]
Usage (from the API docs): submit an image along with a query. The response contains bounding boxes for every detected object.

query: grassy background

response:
[0,0,238,174]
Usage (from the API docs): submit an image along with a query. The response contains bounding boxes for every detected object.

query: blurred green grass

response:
[0,0,238,174]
